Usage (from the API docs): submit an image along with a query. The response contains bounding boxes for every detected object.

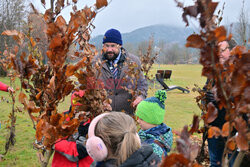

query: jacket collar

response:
[141,123,170,136]
[120,145,160,167]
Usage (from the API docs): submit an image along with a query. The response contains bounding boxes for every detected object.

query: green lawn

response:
[147,64,206,130]
[0,64,206,166]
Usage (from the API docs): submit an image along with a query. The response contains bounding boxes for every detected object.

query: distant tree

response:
[122,38,199,65]
[158,43,181,64]
[0,0,27,50]
[182,47,191,64]
[169,43,182,64]
[136,35,157,61]
[0,0,27,76]
[156,41,199,64]
[123,42,137,55]
[137,40,153,56]
[157,40,168,64]
[28,13,48,63]
[235,0,249,46]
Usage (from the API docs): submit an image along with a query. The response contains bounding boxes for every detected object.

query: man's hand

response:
[132,96,143,108]
[205,90,216,103]
[103,102,112,111]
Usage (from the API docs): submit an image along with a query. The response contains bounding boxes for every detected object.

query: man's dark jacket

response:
[93,48,148,114]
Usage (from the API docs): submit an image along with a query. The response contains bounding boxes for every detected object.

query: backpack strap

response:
[153,139,168,157]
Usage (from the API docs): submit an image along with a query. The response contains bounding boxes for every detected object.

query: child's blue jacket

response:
[138,123,173,160]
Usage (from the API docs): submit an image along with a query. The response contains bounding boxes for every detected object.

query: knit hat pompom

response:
[155,90,167,104]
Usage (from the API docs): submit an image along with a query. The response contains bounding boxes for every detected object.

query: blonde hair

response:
[95,112,141,165]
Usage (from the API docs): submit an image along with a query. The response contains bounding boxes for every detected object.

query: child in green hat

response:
[135,90,173,160]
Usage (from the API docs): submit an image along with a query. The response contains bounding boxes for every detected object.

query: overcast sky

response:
[31,0,250,37]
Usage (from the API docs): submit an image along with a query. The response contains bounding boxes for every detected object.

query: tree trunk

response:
[41,149,54,167]
[233,151,245,167]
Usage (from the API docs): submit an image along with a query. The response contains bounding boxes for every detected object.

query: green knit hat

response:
[135,90,167,125]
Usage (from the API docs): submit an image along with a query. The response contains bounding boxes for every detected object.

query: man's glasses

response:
[103,43,119,49]
[219,46,229,53]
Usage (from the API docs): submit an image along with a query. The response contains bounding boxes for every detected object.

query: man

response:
[93,28,148,115]
[204,39,237,167]
[218,41,231,64]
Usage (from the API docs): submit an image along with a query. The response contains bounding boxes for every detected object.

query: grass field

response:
[0,64,207,166]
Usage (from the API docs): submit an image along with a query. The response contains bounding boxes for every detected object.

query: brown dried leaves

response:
[1,0,107,149]
[176,0,249,163]
[96,0,108,9]
[2,30,25,45]
[162,115,201,166]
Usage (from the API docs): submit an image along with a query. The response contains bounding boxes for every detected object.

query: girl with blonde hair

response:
[86,112,160,167]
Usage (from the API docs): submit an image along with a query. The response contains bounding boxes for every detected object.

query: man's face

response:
[102,42,121,61]
[218,41,230,64]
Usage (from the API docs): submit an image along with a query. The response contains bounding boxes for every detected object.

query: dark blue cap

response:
[103,28,122,45]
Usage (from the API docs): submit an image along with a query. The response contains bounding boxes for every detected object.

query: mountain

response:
[90,24,194,48]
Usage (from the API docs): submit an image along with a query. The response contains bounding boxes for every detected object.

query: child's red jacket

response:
[0,81,8,92]
[52,137,93,167]
[52,110,93,167]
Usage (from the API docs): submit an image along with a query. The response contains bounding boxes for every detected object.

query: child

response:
[86,112,160,167]
[52,90,93,167]
[135,90,173,160]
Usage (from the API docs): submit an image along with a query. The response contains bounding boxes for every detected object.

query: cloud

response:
[31,0,250,36]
